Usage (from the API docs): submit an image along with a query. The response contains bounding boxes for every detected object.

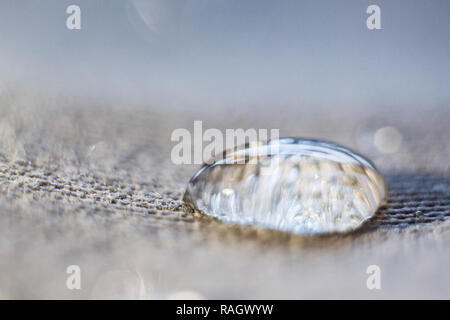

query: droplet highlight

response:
[183,138,388,234]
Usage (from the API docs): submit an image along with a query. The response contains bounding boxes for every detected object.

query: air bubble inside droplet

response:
[183,138,388,234]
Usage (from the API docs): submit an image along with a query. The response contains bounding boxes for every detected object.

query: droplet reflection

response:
[374,126,403,154]
[184,138,388,234]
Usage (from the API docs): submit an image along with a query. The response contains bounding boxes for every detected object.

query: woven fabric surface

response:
[0,93,449,299]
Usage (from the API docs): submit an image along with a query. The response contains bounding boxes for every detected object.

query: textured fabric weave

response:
[0,94,448,299]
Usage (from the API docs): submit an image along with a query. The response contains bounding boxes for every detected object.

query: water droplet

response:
[90,269,148,299]
[374,126,403,154]
[167,290,205,300]
[183,138,387,234]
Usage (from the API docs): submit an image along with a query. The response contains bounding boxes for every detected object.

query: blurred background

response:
[0,0,449,299]
[1,0,449,106]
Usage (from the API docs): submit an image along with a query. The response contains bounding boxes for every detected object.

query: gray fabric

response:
[0,93,449,299]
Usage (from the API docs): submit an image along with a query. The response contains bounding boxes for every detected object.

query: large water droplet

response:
[183,138,388,234]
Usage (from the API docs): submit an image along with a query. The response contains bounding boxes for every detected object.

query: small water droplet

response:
[166,290,205,300]
[374,126,403,154]
[183,138,388,234]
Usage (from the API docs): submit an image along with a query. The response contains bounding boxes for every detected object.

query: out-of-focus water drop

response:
[127,0,189,45]
[183,138,387,234]
[90,269,148,300]
[374,126,403,154]
[167,290,205,300]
